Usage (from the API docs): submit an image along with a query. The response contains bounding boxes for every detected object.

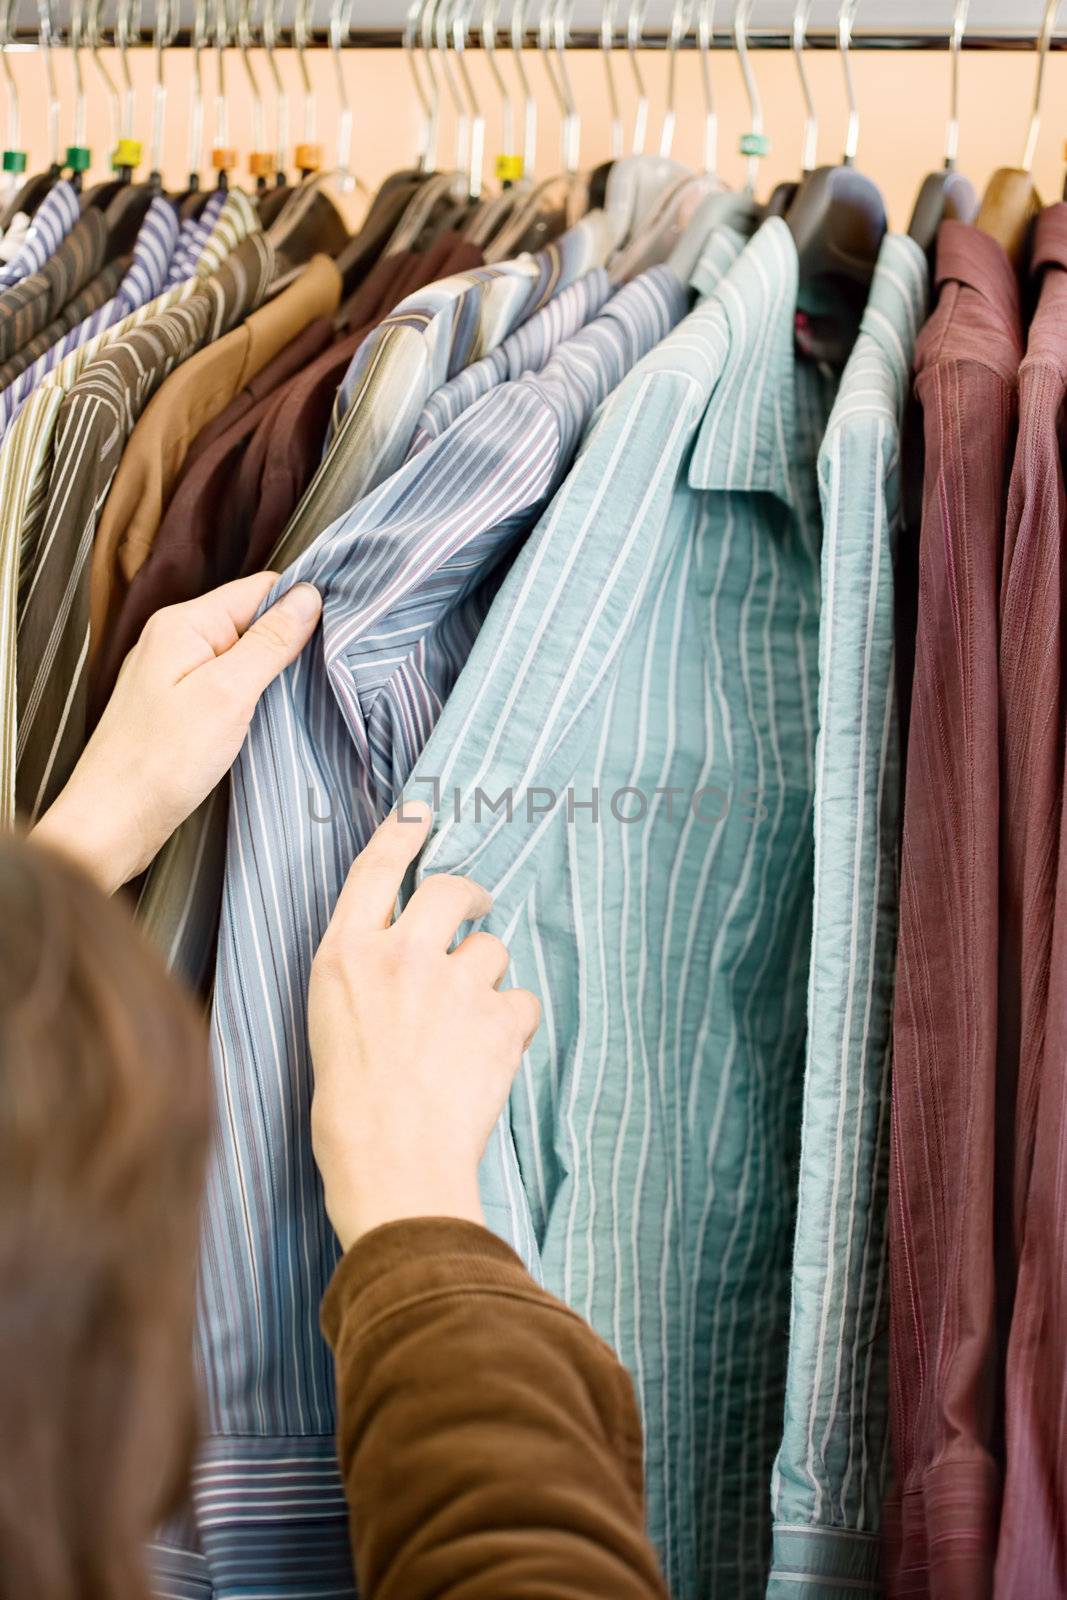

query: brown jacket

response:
[320,1217,669,1600]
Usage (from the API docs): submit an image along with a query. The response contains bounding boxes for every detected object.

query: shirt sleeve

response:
[320,1216,669,1600]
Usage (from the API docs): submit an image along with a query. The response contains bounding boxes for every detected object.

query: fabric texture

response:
[0,195,182,438]
[402,218,833,1599]
[233,233,485,578]
[0,208,109,366]
[0,254,128,392]
[270,213,612,573]
[15,231,274,821]
[993,204,1067,1600]
[91,315,337,708]
[87,252,341,674]
[0,179,79,289]
[322,1217,668,1600]
[767,234,929,1600]
[0,188,261,821]
[887,220,1023,1599]
[183,268,685,1598]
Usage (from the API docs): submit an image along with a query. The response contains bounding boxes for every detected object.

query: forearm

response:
[321,1217,669,1600]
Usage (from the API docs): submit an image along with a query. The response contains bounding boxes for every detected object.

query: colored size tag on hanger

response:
[495,154,524,183]
[66,146,92,173]
[1,150,27,174]
[112,137,142,171]
[739,132,771,158]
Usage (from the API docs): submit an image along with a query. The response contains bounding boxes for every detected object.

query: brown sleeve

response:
[320,1217,670,1600]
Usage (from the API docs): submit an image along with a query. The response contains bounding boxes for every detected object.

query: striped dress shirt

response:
[0,208,109,365]
[15,230,274,821]
[992,204,1067,1599]
[767,235,928,1600]
[137,236,615,998]
[176,269,686,1600]
[0,196,208,439]
[168,188,227,284]
[887,223,1023,1598]
[0,254,128,393]
[405,218,833,1600]
[0,179,79,288]
[270,212,614,572]
[0,188,261,821]
[405,266,612,457]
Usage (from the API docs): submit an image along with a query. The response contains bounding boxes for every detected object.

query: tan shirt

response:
[88,252,341,661]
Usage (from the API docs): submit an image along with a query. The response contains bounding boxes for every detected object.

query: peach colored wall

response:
[2,43,1064,232]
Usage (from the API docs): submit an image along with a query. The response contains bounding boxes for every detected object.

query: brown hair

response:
[0,836,211,1600]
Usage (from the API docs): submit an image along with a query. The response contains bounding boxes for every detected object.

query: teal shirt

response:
[409,216,836,1597]
[768,235,928,1600]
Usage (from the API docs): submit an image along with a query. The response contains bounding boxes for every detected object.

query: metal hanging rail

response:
[9,22,1067,48]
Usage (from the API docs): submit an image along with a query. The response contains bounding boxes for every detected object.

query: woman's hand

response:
[32,573,322,894]
[308,802,541,1252]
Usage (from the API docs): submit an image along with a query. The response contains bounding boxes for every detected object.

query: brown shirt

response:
[322,1218,668,1600]
[87,253,342,665]
[887,221,1023,1598]
[0,208,110,364]
[0,254,128,390]
[91,315,337,715]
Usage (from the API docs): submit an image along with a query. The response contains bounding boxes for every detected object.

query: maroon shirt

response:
[995,207,1067,1598]
[888,222,1023,1598]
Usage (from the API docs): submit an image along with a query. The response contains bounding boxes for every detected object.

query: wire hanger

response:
[765,0,813,217]
[784,0,887,362]
[148,0,177,189]
[908,0,977,256]
[261,0,292,195]
[599,0,689,250]
[237,0,272,192]
[0,0,26,199]
[601,0,622,161]
[405,0,437,173]
[460,0,530,245]
[975,0,1054,268]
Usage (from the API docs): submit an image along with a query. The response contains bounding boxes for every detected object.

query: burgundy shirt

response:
[995,207,1067,1598]
[888,222,1023,1598]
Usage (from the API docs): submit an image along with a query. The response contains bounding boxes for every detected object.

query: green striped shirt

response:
[407,218,836,1598]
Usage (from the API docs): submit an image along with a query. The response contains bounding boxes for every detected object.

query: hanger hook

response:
[262,0,289,179]
[0,0,21,165]
[213,0,231,161]
[87,0,121,158]
[509,0,534,176]
[452,0,484,196]
[660,0,694,158]
[600,0,622,160]
[293,0,316,150]
[115,0,140,143]
[417,0,444,172]
[404,0,434,169]
[696,0,716,175]
[186,0,208,184]
[431,0,469,178]
[551,0,578,173]
[791,0,816,173]
[237,0,265,165]
[482,0,516,169]
[837,0,860,165]
[150,0,176,176]
[329,0,355,192]
[734,0,766,190]
[1022,0,1058,173]
[36,0,59,166]
[626,0,648,155]
[944,0,968,169]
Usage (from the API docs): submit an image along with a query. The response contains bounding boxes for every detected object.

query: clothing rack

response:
[8,26,1067,49]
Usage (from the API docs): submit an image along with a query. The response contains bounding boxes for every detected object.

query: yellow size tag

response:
[495,153,524,183]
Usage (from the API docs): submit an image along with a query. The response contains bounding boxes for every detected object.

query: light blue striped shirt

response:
[182,266,688,1599]
[167,188,226,285]
[0,179,79,288]
[0,196,180,436]
[408,218,836,1599]
[767,234,928,1600]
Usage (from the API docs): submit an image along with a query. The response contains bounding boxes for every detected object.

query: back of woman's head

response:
[0,837,210,1600]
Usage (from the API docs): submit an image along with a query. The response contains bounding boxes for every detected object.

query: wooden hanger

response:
[974,0,1055,268]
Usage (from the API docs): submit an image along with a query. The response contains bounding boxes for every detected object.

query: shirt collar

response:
[834,232,928,409]
[687,218,800,508]
[1031,202,1067,280]
[688,194,761,297]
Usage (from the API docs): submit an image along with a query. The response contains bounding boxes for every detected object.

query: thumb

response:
[208,582,323,710]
